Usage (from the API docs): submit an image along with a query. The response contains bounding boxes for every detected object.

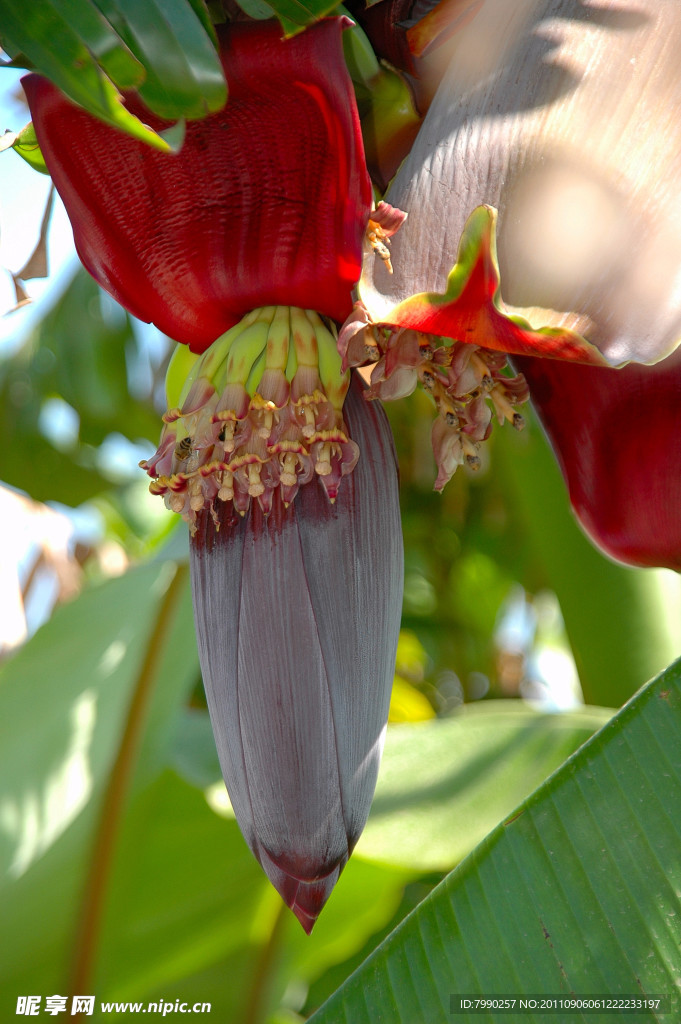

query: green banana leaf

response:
[357,701,613,871]
[0,0,226,148]
[309,659,681,1023]
[0,558,414,1017]
[0,560,195,996]
[0,0,353,160]
[234,0,340,35]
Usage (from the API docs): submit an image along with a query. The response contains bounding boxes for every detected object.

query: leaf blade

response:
[2,0,226,148]
[310,663,681,1021]
[0,560,197,994]
[237,0,340,35]
[90,0,227,118]
[357,701,613,871]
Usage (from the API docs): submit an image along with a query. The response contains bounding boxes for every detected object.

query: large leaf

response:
[98,766,414,1017]
[0,0,226,148]
[236,0,340,36]
[0,559,196,997]
[88,0,225,119]
[357,701,612,871]
[310,659,681,1022]
[0,552,417,1021]
[94,769,272,1011]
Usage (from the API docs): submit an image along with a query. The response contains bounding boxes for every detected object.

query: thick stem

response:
[67,562,188,1014]
[242,900,289,1024]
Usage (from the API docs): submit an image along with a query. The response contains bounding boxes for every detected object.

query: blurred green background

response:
[1,10,680,1018]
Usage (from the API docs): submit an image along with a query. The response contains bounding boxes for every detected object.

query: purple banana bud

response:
[189,375,403,932]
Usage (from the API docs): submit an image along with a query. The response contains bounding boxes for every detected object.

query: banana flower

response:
[343,0,681,571]
[24,18,403,931]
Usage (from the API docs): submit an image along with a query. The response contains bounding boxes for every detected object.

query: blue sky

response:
[0,66,77,346]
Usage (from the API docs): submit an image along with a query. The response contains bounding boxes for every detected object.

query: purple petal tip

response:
[258,845,345,933]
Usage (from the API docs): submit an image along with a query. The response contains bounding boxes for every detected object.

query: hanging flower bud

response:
[190,375,403,932]
[25,18,404,930]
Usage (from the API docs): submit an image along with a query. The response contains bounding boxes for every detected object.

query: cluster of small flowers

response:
[339,305,529,489]
[141,308,359,530]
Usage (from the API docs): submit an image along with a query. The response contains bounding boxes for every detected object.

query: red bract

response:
[24,19,372,353]
[514,352,681,571]
[352,1,681,570]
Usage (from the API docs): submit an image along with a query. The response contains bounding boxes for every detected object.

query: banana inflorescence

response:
[140,306,359,528]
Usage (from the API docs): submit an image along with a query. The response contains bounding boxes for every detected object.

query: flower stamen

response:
[340,302,530,491]
[141,307,357,529]
[366,201,409,275]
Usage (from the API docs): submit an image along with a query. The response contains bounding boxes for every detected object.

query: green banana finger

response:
[308,310,350,411]
[265,306,291,372]
[165,343,201,410]
[220,319,271,390]
[290,306,318,370]
[190,306,271,386]
[245,348,268,397]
